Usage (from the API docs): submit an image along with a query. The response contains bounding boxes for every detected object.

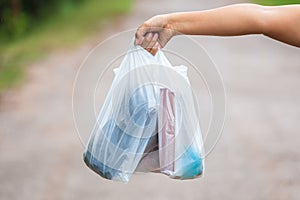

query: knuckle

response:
[143,21,151,27]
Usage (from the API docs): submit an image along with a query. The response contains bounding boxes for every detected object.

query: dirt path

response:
[1,0,300,200]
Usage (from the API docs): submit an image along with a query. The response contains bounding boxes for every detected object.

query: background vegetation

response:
[252,0,300,5]
[0,0,132,90]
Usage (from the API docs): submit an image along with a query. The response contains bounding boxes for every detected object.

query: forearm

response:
[135,3,300,52]
[166,4,266,36]
[166,3,300,47]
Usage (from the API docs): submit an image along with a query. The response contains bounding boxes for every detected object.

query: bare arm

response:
[135,4,300,55]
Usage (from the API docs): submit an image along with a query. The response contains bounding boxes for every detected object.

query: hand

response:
[135,14,176,55]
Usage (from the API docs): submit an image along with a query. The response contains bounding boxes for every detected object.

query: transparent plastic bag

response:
[83,41,204,183]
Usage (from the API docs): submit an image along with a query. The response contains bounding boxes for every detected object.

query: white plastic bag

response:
[84,41,204,182]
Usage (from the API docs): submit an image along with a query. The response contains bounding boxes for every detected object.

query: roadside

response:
[0,0,132,90]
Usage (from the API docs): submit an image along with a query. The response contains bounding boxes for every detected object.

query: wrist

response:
[161,13,179,35]
[163,13,180,35]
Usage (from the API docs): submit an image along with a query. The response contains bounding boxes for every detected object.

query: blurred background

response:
[0,0,300,200]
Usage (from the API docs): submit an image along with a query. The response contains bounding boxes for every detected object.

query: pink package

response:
[159,88,175,174]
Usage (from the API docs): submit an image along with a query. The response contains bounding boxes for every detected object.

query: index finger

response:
[135,26,150,45]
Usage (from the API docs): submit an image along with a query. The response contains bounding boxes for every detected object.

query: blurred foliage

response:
[252,0,300,5]
[0,0,83,41]
[0,0,132,90]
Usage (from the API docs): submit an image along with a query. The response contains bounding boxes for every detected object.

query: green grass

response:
[252,0,300,5]
[0,0,133,91]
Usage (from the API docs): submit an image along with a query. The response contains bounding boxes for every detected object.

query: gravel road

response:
[1,0,300,200]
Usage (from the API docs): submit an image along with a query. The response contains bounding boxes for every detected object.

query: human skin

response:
[134,4,300,55]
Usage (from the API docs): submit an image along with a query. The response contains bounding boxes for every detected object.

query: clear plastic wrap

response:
[83,41,204,183]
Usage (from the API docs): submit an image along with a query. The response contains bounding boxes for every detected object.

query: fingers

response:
[134,16,168,56]
[135,26,173,51]
[134,31,144,45]
[140,32,153,49]
[135,24,162,45]
[140,33,160,55]
[135,15,167,46]
[146,33,158,52]
[135,31,160,55]
[150,42,160,56]
[135,26,149,45]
